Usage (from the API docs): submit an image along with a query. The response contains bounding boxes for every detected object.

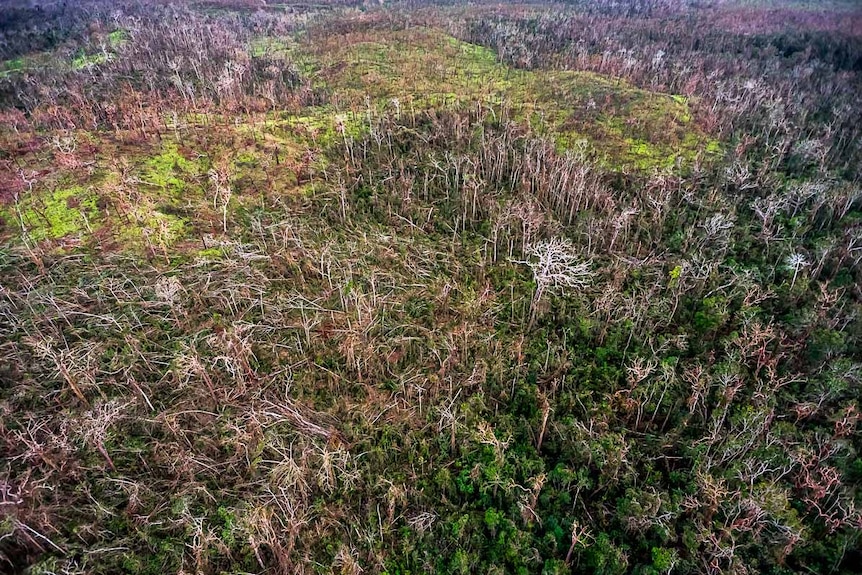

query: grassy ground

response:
[1,28,128,76]
[297,27,716,171]
[2,26,717,251]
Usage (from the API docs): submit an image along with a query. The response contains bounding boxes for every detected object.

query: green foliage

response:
[651,547,675,573]
[583,533,629,575]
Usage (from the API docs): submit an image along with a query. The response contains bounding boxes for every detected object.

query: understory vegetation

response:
[1,1,861,574]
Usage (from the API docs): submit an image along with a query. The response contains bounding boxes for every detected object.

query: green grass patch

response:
[72,29,128,70]
[108,29,129,50]
[0,57,26,77]
[298,28,719,172]
[140,142,204,195]
[0,52,54,77]
[12,186,100,241]
[250,36,292,58]
[72,49,112,70]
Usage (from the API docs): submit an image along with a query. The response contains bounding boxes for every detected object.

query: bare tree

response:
[785,252,810,290]
[209,165,234,234]
[521,237,594,328]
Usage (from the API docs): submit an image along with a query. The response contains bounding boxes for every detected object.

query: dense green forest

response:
[0,0,861,574]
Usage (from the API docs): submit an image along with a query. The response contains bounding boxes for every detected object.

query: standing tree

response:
[522,237,594,328]
[785,252,810,290]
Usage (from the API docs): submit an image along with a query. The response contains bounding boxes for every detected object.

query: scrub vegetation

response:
[1,1,861,574]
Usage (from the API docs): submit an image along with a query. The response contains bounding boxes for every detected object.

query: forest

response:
[0,0,861,573]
